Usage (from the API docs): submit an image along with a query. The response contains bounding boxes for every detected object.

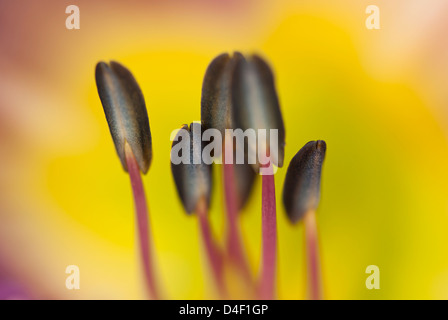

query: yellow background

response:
[0,0,447,299]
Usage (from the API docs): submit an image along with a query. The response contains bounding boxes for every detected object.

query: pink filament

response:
[197,200,227,298]
[304,210,322,300]
[125,145,159,300]
[259,165,277,300]
[222,140,252,282]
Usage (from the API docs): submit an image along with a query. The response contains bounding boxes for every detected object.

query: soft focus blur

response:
[0,0,447,299]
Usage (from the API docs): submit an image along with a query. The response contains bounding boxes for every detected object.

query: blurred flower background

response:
[0,0,448,299]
